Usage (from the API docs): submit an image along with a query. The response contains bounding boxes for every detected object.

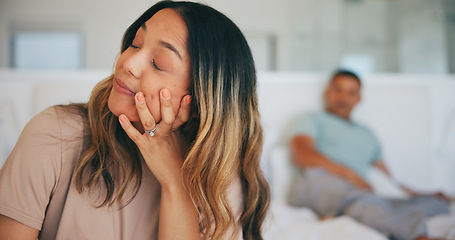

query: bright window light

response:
[12,31,83,69]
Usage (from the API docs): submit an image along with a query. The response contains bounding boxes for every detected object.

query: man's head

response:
[324,70,361,120]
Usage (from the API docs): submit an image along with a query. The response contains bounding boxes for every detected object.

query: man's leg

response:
[288,168,358,218]
[288,168,431,239]
[342,192,428,240]
[389,196,449,217]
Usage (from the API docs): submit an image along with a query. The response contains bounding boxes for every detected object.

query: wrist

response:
[159,176,186,194]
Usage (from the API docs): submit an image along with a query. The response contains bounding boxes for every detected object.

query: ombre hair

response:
[73,1,269,239]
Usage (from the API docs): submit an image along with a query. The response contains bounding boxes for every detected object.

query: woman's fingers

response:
[159,89,175,134]
[119,114,144,143]
[135,92,156,133]
[125,90,189,139]
[173,95,191,130]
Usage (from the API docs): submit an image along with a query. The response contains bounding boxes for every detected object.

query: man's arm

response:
[372,161,450,201]
[291,135,372,191]
[372,161,391,176]
[373,161,417,195]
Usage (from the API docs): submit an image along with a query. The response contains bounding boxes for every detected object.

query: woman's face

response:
[108,8,191,126]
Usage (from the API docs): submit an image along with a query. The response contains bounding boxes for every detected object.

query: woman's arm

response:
[291,135,372,191]
[158,180,199,239]
[120,90,199,239]
[0,107,70,239]
[0,215,38,240]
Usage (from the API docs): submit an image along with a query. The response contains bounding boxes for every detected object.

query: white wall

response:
[0,0,290,70]
[0,0,450,73]
[0,0,154,69]
[395,0,448,73]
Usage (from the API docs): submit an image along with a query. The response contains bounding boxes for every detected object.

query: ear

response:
[323,86,330,98]
[322,88,329,104]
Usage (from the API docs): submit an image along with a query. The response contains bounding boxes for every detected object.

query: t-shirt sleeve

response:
[292,113,319,139]
[0,107,62,230]
[369,130,383,164]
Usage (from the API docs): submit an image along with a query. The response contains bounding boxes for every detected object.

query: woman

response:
[0,1,270,239]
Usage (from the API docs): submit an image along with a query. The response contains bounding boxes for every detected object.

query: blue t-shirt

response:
[293,111,382,178]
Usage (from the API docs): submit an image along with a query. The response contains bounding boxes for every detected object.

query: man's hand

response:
[344,170,373,191]
[400,185,451,203]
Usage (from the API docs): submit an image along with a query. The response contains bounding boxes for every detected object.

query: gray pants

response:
[288,168,449,240]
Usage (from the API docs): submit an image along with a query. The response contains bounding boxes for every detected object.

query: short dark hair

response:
[330,69,361,87]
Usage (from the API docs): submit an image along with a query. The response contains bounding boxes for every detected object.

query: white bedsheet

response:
[263,146,455,239]
[263,202,455,240]
[263,203,387,240]
[427,204,455,239]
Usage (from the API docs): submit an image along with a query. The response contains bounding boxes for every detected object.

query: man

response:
[288,70,449,240]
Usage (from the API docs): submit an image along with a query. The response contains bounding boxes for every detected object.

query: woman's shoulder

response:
[26,105,86,139]
[53,105,87,137]
[12,105,88,160]
[0,105,87,230]
[4,104,88,180]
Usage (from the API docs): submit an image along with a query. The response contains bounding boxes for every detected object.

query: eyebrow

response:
[139,23,182,60]
[160,40,182,60]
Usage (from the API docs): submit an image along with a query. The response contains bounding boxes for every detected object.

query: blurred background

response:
[0,0,455,195]
[0,0,454,74]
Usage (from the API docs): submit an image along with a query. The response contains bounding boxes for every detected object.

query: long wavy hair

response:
[73,1,269,239]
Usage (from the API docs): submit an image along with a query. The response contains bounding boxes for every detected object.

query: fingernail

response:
[185,96,192,104]
[136,92,144,103]
[161,89,170,100]
[119,114,127,123]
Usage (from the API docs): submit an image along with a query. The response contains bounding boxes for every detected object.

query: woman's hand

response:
[119,89,191,187]
[119,89,199,239]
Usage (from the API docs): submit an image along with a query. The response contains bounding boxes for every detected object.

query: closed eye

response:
[130,44,139,49]
[152,60,162,71]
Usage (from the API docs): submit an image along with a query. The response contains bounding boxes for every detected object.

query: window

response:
[11,31,83,69]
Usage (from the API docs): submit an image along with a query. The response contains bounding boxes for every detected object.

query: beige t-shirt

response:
[0,107,244,239]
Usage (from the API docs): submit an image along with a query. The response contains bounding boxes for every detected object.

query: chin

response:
[108,95,139,122]
[107,95,120,117]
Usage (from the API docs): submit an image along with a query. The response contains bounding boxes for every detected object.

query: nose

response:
[339,92,348,100]
[337,90,351,100]
[123,51,146,79]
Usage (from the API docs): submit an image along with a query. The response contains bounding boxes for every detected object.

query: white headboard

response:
[1,70,454,196]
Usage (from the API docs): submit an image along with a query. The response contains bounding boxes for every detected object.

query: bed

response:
[1,70,455,239]
[257,73,455,239]
[261,145,455,239]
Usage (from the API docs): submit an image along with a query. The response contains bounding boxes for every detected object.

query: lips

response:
[114,78,136,96]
